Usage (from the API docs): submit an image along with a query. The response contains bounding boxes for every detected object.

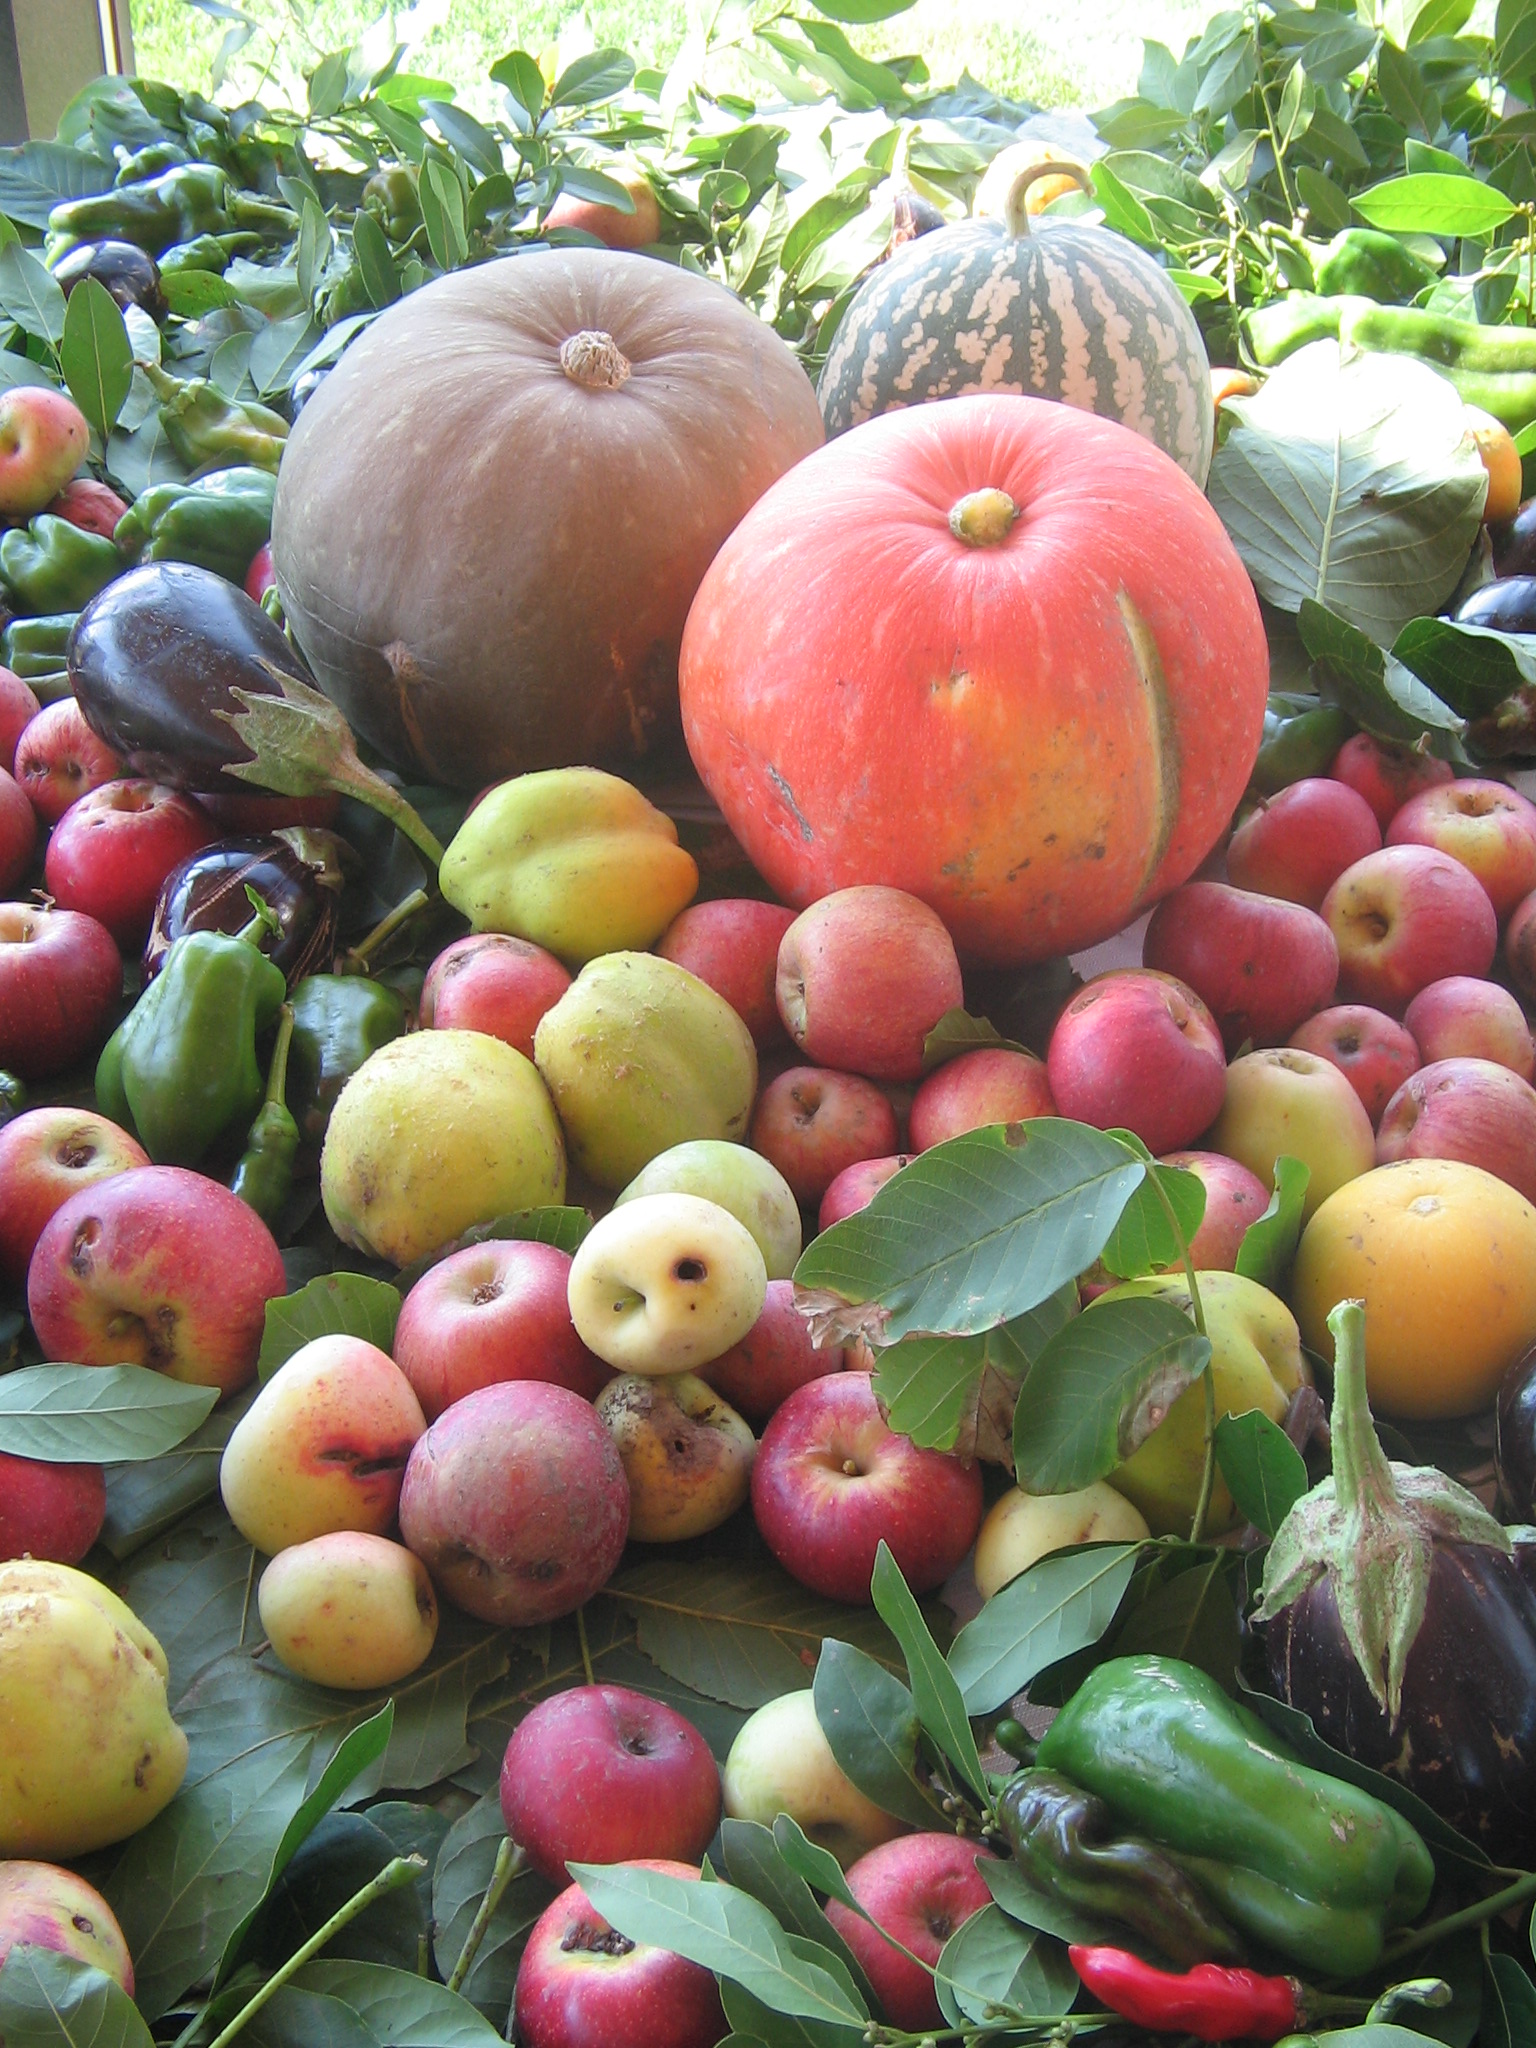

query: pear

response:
[0,1560,188,1858]
[534,952,757,1189]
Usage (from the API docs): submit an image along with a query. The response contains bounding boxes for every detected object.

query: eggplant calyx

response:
[1255,1298,1510,1726]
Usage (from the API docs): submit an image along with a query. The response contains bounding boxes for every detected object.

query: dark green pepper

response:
[287,973,407,1144]
[158,232,260,276]
[0,1070,25,1126]
[140,362,288,473]
[97,893,287,1165]
[0,515,121,615]
[363,165,421,242]
[114,142,192,186]
[113,467,276,586]
[1035,1656,1435,1980]
[49,162,232,257]
[1250,704,1354,795]
[231,1003,299,1224]
[995,1768,1244,1968]
[1314,228,1435,305]
[2,611,78,690]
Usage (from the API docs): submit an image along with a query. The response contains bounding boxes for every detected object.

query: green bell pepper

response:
[1251,704,1354,795]
[1314,228,1435,305]
[0,515,121,615]
[96,896,287,1166]
[113,466,276,585]
[2,611,78,696]
[1034,1655,1435,1980]
[140,362,289,473]
[362,165,421,242]
[48,163,292,258]
[1243,292,1356,366]
[114,142,192,186]
[1339,301,1536,434]
[231,1003,299,1224]
[158,232,260,276]
[287,973,407,1145]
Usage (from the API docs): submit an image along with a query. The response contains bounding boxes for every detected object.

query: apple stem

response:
[203,1853,427,2048]
[576,1602,597,1688]
[446,1836,526,1994]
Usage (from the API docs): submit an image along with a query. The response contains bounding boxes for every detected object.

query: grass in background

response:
[128,0,1221,114]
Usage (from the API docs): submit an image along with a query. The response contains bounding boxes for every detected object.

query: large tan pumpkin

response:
[271,251,824,787]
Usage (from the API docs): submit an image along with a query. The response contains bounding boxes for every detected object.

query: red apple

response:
[398,1380,630,1625]
[1046,969,1227,1155]
[907,1047,1056,1150]
[0,1454,106,1564]
[1321,845,1498,1015]
[1507,886,1536,1004]
[500,1686,722,1885]
[825,1833,996,2032]
[27,1164,287,1396]
[1387,777,1536,921]
[0,668,38,773]
[750,1065,900,1205]
[656,898,797,1050]
[46,476,128,538]
[0,901,121,1080]
[394,1238,609,1419]
[1376,1056,1536,1204]
[512,1861,724,2048]
[244,541,275,604]
[701,1279,846,1425]
[1143,881,1339,1052]
[420,933,572,1060]
[1403,976,1535,1080]
[1330,732,1453,830]
[776,886,963,1082]
[13,698,123,825]
[1288,1004,1421,1124]
[1225,776,1382,909]
[1158,1150,1272,1270]
[0,388,89,517]
[751,1371,984,1604]
[44,780,216,950]
[0,1106,148,1286]
[545,171,663,251]
[0,766,35,892]
[818,1154,912,1233]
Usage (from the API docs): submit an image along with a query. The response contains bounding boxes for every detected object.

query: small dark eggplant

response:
[1456,575,1536,634]
[69,561,314,793]
[144,833,340,985]
[50,239,169,322]
[1497,1342,1536,1519]
[1491,500,1536,581]
[1257,1299,1536,1864]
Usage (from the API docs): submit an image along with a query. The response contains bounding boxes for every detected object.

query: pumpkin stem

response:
[1002,158,1094,239]
[948,488,1019,547]
[560,330,633,390]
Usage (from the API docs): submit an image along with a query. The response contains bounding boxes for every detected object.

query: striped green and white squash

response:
[817,181,1214,483]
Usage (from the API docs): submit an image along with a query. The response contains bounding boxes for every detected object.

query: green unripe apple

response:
[617,1139,801,1279]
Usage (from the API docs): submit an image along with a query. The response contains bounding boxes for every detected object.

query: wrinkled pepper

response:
[286,973,407,1144]
[996,1769,1244,1967]
[1313,228,1435,305]
[1069,1946,1306,2042]
[113,466,276,585]
[2,612,77,693]
[363,165,421,241]
[48,163,291,258]
[230,1003,298,1223]
[140,361,289,473]
[113,142,192,185]
[95,894,287,1166]
[0,515,121,615]
[1035,1656,1435,1979]
[1251,704,1354,795]
[158,232,260,275]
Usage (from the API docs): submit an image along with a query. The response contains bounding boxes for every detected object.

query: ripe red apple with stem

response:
[1376,1056,1536,1204]
[0,1455,106,1564]
[0,387,89,516]
[1387,777,1536,921]
[1143,881,1338,1052]
[1329,733,1452,830]
[1404,976,1535,1080]
[0,1106,148,1286]
[44,780,216,950]
[907,1046,1055,1149]
[1158,1150,1271,1270]
[14,699,122,824]
[750,1066,900,1205]
[1288,1004,1421,1124]
[1226,776,1382,909]
[0,669,38,773]
[1321,845,1498,1015]
[0,902,121,1080]
[825,1832,996,2032]
[701,1279,846,1425]
[658,898,797,1049]
[421,933,572,1060]
[1046,969,1227,1154]
[776,886,963,1082]
[818,1154,912,1233]
[0,766,36,892]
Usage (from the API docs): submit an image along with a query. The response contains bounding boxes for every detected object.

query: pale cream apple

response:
[595,1372,755,1541]
[973,1482,1150,1600]
[257,1531,438,1690]
[722,1689,908,1866]
[616,1139,801,1279]
[568,1193,767,1374]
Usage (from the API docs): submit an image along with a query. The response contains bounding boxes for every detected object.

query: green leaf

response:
[1215,1410,1310,1537]
[1012,1293,1211,1494]
[947,1542,1143,1712]
[421,100,504,178]
[420,157,469,268]
[1091,159,1159,245]
[607,1555,914,1710]
[295,1962,506,2046]
[239,1985,381,2048]
[1499,0,1536,81]
[1391,616,1536,718]
[871,1290,1076,1465]
[793,1121,1144,1347]
[1108,1551,1241,1683]
[113,1502,255,1692]
[0,141,116,227]
[1100,1160,1206,1280]
[0,243,64,345]
[812,1640,945,1829]
[719,1821,879,2010]
[99,1383,253,1560]
[1483,1954,1536,2048]
[1209,345,1487,644]
[432,1793,555,2018]
[570,1864,868,2026]
[1410,0,1475,41]
[983,1853,1152,1951]
[936,1905,1076,2027]
[1235,1155,1311,1292]
[1299,600,1465,746]
[350,209,400,309]
[161,267,239,318]
[249,312,322,397]
[258,1272,402,1382]
[768,1816,865,1913]
[1353,172,1519,235]
[308,51,352,119]
[551,165,641,213]
[295,195,332,305]
[806,0,919,18]
[0,1363,217,1462]
[490,50,546,123]
[0,1948,154,2046]
[550,51,637,106]
[1375,43,1441,138]
[870,1543,988,1804]
[1295,164,1355,233]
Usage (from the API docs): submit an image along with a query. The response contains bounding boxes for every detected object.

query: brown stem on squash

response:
[560,330,632,389]
[948,488,1019,547]
[1002,157,1094,238]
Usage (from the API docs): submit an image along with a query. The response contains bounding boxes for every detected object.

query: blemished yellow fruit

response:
[1465,405,1522,525]
[321,1029,566,1266]
[595,1372,755,1541]
[0,1561,188,1857]
[258,1533,438,1690]
[974,1483,1150,1600]
[1293,1157,1536,1419]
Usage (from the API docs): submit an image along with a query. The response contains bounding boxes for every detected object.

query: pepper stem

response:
[343,887,431,974]
[265,1004,294,1109]
[234,883,282,950]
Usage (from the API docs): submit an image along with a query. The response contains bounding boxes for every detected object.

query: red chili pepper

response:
[1069,1944,1302,2042]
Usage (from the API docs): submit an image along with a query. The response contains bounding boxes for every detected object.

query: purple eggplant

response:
[1497,1343,1536,1521]
[144,834,340,986]
[1257,1299,1536,1864]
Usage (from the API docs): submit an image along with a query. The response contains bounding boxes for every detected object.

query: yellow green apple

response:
[722,1690,908,1867]
[1207,1046,1375,1221]
[257,1531,438,1690]
[973,1482,1149,1600]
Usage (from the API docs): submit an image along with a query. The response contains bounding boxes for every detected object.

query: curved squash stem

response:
[1137,1157,1215,1544]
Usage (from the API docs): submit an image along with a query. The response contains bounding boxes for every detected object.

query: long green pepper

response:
[231,1004,299,1224]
